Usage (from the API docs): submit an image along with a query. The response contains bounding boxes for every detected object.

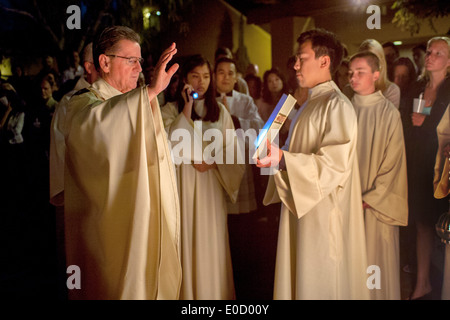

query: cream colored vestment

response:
[64,78,181,300]
[352,91,408,300]
[50,76,90,206]
[161,100,244,299]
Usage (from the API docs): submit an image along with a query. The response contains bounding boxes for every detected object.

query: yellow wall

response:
[1,57,12,79]
[242,18,272,77]
[222,0,272,77]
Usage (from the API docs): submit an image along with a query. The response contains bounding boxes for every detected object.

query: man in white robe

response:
[64,26,181,300]
[349,51,408,300]
[256,29,370,300]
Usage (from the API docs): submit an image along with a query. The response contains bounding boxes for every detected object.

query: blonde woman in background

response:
[404,36,450,300]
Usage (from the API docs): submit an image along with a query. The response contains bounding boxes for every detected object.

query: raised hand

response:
[411,112,426,127]
[182,83,194,120]
[148,43,179,99]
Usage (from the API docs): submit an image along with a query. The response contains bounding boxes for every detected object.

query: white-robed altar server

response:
[161,54,244,300]
[349,51,408,300]
[256,29,370,300]
[64,26,182,300]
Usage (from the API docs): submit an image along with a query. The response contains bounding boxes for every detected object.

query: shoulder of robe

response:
[72,87,105,101]
[72,88,91,97]
[328,91,353,110]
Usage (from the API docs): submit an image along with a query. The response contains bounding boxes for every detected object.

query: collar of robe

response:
[309,80,340,100]
[216,91,233,97]
[92,77,124,100]
[352,90,384,107]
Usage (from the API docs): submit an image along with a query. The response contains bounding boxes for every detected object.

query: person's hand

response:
[221,95,230,112]
[411,112,426,127]
[147,43,179,99]
[255,139,283,168]
[192,161,217,172]
[181,83,194,120]
[182,84,195,105]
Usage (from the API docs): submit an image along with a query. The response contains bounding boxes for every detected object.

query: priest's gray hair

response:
[93,26,141,70]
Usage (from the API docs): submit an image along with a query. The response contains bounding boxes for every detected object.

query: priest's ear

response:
[98,54,111,73]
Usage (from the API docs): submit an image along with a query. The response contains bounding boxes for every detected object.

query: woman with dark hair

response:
[173,55,221,122]
[161,54,244,300]
[393,57,417,93]
[393,57,418,128]
[255,67,290,147]
[256,67,289,122]
[244,73,262,101]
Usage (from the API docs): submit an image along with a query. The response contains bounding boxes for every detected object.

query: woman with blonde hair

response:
[404,36,450,300]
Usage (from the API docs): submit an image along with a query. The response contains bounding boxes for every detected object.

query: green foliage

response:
[1,0,194,56]
[392,0,450,35]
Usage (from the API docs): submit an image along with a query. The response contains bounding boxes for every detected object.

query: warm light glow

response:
[0,57,12,79]
[142,6,161,30]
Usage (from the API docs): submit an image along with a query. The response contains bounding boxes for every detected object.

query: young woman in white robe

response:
[161,55,244,300]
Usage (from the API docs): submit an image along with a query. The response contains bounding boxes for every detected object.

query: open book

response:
[253,93,297,160]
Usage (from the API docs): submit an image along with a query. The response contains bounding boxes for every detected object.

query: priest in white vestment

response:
[257,29,370,300]
[64,26,182,300]
[349,51,408,300]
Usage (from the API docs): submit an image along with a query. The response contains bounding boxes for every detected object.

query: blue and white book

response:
[253,93,297,160]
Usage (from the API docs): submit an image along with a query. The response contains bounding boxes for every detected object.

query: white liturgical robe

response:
[50,76,90,206]
[352,91,408,300]
[161,100,245,300]
[264,81,370,300]
[64,78,182,300]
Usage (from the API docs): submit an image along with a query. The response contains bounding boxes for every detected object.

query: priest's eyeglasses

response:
[106,54,144,66]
